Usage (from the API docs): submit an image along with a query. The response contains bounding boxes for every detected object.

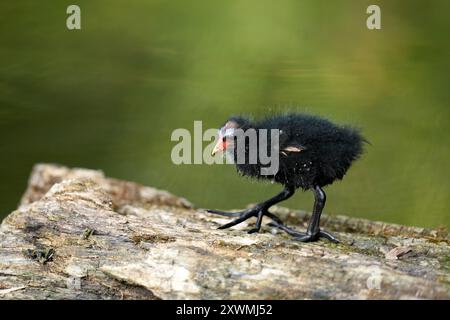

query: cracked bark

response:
[0,164,449,299]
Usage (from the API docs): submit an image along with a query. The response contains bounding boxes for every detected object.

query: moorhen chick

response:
[208,113,365,242]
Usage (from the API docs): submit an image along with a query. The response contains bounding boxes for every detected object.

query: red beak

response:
[212,136,227,156]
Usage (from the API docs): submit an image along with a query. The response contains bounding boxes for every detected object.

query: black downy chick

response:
[208,113,365,242]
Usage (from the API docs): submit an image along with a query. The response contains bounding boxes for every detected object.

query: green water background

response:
[1,0,449,228]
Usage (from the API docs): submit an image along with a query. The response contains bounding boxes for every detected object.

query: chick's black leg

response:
[207,186,295,233]
[297,185,339,242]
[271,185,339,243]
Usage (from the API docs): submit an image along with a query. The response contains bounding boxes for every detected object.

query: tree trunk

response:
[0,164,449,299]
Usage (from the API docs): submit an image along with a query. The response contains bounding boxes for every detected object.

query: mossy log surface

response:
[0,164,449,299]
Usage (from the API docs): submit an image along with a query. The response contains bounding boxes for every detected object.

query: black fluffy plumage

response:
[228,113,364,189]
[208,112,366,243]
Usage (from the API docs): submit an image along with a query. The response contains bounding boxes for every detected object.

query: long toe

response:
[267,222,307,237]
[206,209,243,217]
[268,222,340,243]
[319,230,340,243]
[293,234,316,242]
[294,230,339,243]
[264,212,284,225]
[247,228,260,234]
[217,210,256,230]
[213,207,283,234]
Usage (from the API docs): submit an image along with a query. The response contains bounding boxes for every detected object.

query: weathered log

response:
[0,164,449,299]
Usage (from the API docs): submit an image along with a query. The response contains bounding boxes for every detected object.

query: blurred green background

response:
[0,0,449,228]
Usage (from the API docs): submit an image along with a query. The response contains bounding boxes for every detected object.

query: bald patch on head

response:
[224,120,240,129]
